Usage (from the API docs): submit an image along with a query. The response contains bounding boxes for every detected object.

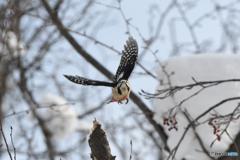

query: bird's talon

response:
[118,101,123,104]
[125,98,129,104]
[107,101,112,104]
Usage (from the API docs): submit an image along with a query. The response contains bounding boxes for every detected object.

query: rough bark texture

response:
[88,120,116,160]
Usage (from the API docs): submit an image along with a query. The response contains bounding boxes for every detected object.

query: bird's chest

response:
[111,86,130,101]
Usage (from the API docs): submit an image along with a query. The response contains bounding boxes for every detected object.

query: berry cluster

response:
[163,116,178,131]
[163,107,179,131]
[208,119,221,141]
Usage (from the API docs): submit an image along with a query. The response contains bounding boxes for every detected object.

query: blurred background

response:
[0,0,240,160]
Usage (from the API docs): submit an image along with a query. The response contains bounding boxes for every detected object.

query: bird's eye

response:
[117,87,122,95]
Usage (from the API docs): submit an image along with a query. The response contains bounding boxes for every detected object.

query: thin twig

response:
[129,140,132,160]
[10,126,16,160]
[3,103,75,119]
[167,97,240,160]
[140,78,240,99]
[210,104,240,147]
[40,0,170,152]
[226,130,239,158]
[0,116,13,160]
[173,0,201,53]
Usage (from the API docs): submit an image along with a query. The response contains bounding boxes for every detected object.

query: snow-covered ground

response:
[154,54,240,159]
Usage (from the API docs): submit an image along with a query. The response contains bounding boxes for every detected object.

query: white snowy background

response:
[1,0,240,160]
[154,54,240,159]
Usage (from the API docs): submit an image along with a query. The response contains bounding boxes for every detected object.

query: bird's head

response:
[117,80,131,95]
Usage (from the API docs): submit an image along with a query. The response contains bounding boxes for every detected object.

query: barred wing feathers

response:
[64,75,116,87]
[114,36,138,82]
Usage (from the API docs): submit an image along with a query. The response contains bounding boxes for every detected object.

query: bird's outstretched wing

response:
[114,36,138,82]
[64,75,117,87]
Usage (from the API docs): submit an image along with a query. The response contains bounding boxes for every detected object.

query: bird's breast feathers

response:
[111,80,131,101]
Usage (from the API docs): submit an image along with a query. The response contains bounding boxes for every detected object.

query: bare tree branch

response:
[0,116,13,160]
[40,0,170,152]
[167,97,240,160]
[140,78,240,99]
